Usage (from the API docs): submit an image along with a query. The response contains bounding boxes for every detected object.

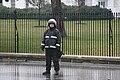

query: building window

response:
[117,13,120,18]
[98,2,100,6]
[98,1,105,8]
[102,2,105,7]
[11,0,15,8]
[118,13,120,16]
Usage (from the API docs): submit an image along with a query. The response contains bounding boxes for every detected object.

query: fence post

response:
[14,10,19,53]
[109,10,113,57]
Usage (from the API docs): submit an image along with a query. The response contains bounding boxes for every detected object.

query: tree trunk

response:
[51,0,67,37]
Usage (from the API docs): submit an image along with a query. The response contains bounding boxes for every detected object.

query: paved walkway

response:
[0,61,120,80]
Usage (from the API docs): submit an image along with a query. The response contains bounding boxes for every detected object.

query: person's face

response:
[49,24,55,28]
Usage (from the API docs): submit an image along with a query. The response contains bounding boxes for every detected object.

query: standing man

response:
[41,19,61,75]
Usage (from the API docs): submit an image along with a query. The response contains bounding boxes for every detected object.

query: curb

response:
[0,53,120,64]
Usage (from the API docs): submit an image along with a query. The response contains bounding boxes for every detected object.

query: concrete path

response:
[0,61,120,80]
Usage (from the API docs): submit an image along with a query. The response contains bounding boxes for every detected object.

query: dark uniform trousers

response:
[45,48,59,72]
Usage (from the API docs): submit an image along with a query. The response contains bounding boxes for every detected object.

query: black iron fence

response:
[0,12,119,57]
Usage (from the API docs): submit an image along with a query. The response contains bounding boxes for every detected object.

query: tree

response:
[74,0,85,23]
[75,0,85,7]
[28,0,47,26]
[51,0,67,37]
[27,0,47,8]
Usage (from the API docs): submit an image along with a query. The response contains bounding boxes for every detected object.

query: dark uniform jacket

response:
[41,28,61,49]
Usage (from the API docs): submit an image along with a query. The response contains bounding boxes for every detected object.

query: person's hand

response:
[41,46,44,51]
[56,46,60,51]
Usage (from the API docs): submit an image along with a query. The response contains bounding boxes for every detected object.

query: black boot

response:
[42,71,50,75]
[55,71,59,75]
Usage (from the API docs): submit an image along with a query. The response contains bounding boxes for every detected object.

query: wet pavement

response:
[0,61,120,80]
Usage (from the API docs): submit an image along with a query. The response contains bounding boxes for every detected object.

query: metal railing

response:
[0,12,119,57]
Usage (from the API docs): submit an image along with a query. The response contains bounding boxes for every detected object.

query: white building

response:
[2,0,48,9]
[2,0,27,8]
[2,0,120,14]
[85,0,120,14]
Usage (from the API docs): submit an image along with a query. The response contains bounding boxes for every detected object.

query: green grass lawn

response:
[0,19,120,57]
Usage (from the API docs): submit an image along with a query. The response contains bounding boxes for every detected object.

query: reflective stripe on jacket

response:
[41,28,61,49]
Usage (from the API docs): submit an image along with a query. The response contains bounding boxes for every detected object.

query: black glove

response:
[56,46,60,51]
[41,46,44,51]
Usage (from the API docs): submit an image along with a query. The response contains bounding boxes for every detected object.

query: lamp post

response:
[38,0,41,27]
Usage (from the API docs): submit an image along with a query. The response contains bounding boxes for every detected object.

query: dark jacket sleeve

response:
[41,30,47,47]
[55,29,61,47]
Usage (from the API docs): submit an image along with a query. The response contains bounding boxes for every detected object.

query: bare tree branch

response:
[75,0,85,6]
[27,0,46,7]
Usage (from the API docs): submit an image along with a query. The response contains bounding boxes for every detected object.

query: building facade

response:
[2,0,120,14]
[2,0,28,8]
[2,0,47,9]
[85,0,120,13]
